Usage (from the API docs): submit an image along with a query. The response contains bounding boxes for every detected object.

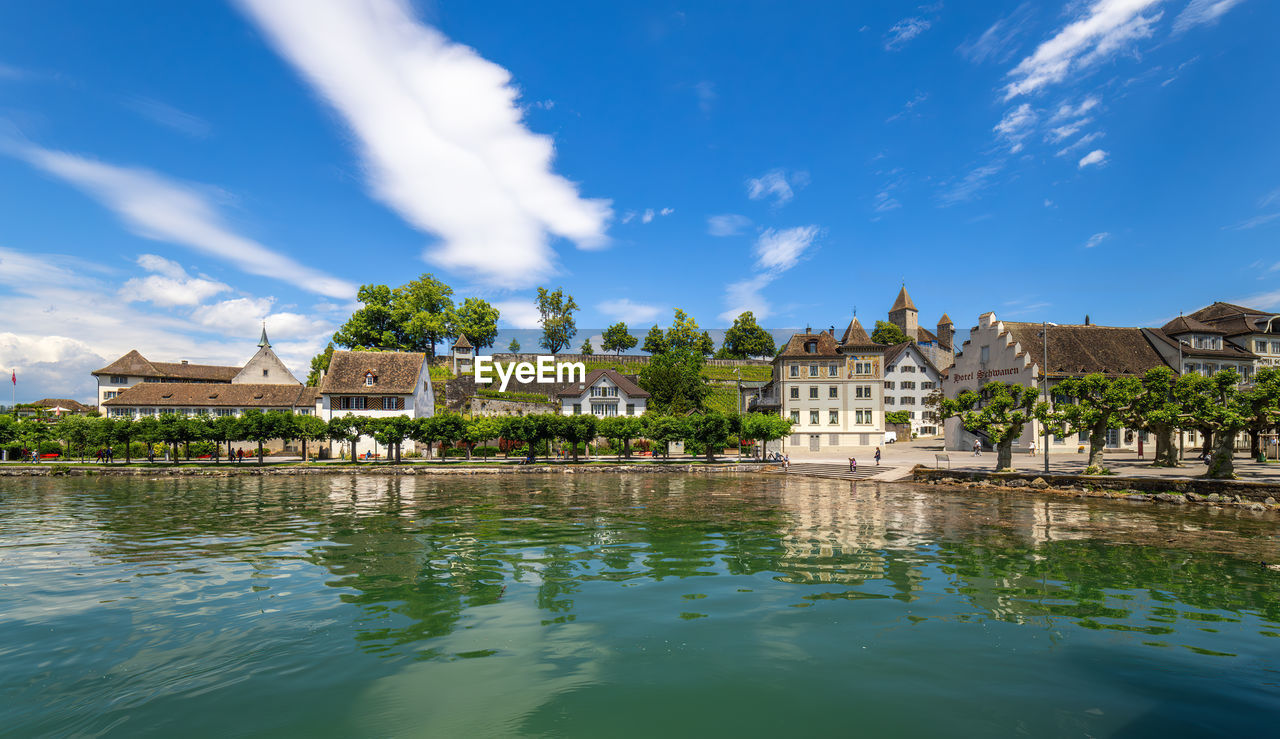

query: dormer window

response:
[805,341,817,353]
[365,372,375,387]
[262,369,269,377]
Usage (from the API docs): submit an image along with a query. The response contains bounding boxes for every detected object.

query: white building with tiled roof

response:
[318,350,435,454]
[882,341,943,437]
[557,369,648,417]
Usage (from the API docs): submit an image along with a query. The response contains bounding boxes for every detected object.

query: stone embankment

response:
[0,463,768,478]
[912,466,1280,510]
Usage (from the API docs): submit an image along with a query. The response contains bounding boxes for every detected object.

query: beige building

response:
[1183,302,1279,371]
[756,320,887,455]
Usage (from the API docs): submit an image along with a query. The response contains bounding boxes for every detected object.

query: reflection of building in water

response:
[326,475,421,516]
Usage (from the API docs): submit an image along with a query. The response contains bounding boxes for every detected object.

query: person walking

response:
[1029,439,1037,457]
[874,447,881,466]
[973,439,982,456]
[106,446,114,464]
[783,453,790,472]
[94,447,104,464]
[848,456,857,473]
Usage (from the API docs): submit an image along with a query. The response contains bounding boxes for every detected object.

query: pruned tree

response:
[638,348,709,414]
[598,416,644,459]
[1048,373,1142,473]
[1176,369,1253,479]
[557,414,598,462]
[940,382,1038,472]
[1124,367,1183,467]
[688,411,737,462]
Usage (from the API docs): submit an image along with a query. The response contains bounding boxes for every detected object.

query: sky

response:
[1,0,1278,402]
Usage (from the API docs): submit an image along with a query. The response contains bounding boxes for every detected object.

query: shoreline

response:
[0,461,771,477]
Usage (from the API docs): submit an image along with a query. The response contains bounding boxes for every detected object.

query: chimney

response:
[1085,315,1091,326]
[181,360,189,365]
[805,324,812,334]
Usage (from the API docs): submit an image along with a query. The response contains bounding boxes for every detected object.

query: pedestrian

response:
[237,448,245,463]
[783,453,790,472]
[94,447,103,464]
[1029,439,1037,457]
[874,446,881,466]
[973,440,982,456]
[107,446,114,464]
[147,445,154,464]
[849,456,857,473]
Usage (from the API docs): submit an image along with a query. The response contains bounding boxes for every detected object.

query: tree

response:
[500,414,539,461]
[719,311,776,359]
[333,284,401,350]
[642,414,688,459]
[328,414,363,463]
[90,417,117,461]
[508,337,521,353]
[557,414,598,462]
[134,416,160,461]
[665,309,702,352]
[373,416,415,463]
[113,416,139,464]
[1124,367,1183,467]
[601,322,638,355]
[1242,367,1280,460]
[639,348,709,414]
[1047,373,1142,473]
[239,409,280,465]
[1176,369,1254,479]
[885,410,911,425]
[688,411,737,462]
[536,286,578,353]
[395,274,455,356]
[461,416,501,460]
[447,297,500,350]
[871,320,910,345]
[209,414,243,462]
[155,413,194,465]
[295,414,329,461]
[17,418,52,461]
[55,415,94,462]
[426,413,467,459]
[642,325,667,355]
[739,413,793,458]
[598,416,643,459]
[580,337,595,355]
[307,343,335,386]
[698,331,715,358]
[0,415,16,458]
[940,382,1039,472]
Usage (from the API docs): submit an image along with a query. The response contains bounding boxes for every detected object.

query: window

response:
[790,434,802,446]
[828,386,838,398]
[885,380,895,389]
[886,366,895,373]
[809,386,819,399]
[1272,341,1280,354]
[339,396,367,410]
[902,397,916,405]
[382,397,402,410]
[109,375,127,384]
[104,391,117,399]
[809,410,820,425]
[828,363,839,376]
[626,404,635,416]
[805,341,817,353]
[1257,340,1267,352]
[262,369,269,377]
[855,409,872,425]
[884,397,895,405]
[364,373,375,387]
[296,409,311,416]
[592,403,618,417]
[789,410,800,424]
[828,410,839,425]
[790,386,800,399]
[853,361,873,375]
[855,385,872,399]
[591,385,618,397]
[572,403,581,415]
[215,408,236,417]
[901,381,916,390]
[901,366,915,373]
[789,364,799,377]
[808,364,818,377]
[109,408,131,417]
[921,382,935,390]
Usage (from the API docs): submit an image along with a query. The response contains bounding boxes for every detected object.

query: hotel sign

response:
[951,367,1022,383]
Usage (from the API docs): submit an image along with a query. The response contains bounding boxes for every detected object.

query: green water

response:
[2,475,1279,737]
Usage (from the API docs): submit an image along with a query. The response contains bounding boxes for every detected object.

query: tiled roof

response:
[937,313,953,326]
[882,342,912,367]
[92,349,239,381]
[556,369,650,398]
[1161,315,1224,335]
[1145,329,1258,360]
[453,334,473,349]
[839,318,870,345]
[31,398,96,413]
[890,286,917,313]
[93,350,158,377]
[1002,322,1170,377]
[103,383,319,408]
[320,350,427,394]
[777,331,844,359]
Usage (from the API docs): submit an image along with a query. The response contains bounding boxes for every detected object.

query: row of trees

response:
[1,408,796,466]
[940,367,1280,478]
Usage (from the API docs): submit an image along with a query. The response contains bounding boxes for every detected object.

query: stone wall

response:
[912,465,1280,502]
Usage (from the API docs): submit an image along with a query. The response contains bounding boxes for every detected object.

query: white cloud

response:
[1056,131,1104,156]
[1084,232,1111,247]
[939,161,1005,205]
[874,191,902,212]
[993,103,1038,152]
[492,299,542,329]
[15,145,356,298]
[1047,118,1093,142]
[236,0,612,289]
[694,81,716,114]
[660,207,674,216]
[753,226,819,273]
[1172,0,1244,34]
[746,169,806,206]
[707,214,752,236]
[1258,187,1280,209]
[1078,149,1109,168]
[123,97,211,138]
[597,298,661,325]
[718,273,775,323]
[641,208,655,224]
[121,254,231,307]
[958,3,1033,64]
[1003,0,1164,100]
[885,17,932,50]
[1052,96,1100,121]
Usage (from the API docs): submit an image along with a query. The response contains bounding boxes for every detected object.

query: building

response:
[1149,316,1258,379]
[451,334,475,375]
[101,328,316,420]
[318,350,435,453]
[755,321,887,455]
[881,342,943,437]
[557,369,649,417]
[15,398,97,418]
[1185,302,1280,369]
[887,285,956,370]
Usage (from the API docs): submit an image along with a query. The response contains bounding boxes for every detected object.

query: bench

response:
[934,453,951,469]
[40,453,60,460]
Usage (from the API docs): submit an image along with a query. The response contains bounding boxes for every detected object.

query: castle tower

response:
[452,334,474,375]
[937,313,954,351]
[889,285,918,341]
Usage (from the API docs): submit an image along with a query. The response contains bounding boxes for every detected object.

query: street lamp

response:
[1040,321,1058,475]
[1178,339,1189,460]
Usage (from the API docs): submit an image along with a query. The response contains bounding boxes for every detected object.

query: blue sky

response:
[1,0,1277,401]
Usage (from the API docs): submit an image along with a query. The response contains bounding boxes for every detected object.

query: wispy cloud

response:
[718,273,776,323]
[1172,0,1245,34]
[1003,0,1164,100]
[1055,131,1103,156]
[958,3,1034,64]
[694,80,716,114]
[1078,149,1108,168]
[1052,96,1100,121]
[885,92,928,123]
[754,226,820,272]
[746,169,807,206]
[874,191,902,213]
[1225,212,1280,231]
[598,298,661,325]
[885,16,932,51]
[492,299,542,329]
[939,161,1005,205]
[122,254,230,306]
[123,97,211,138]
[1084,231,1110,247]
[15,144,356,298]
[236,0,612,289]
[994,103,1038,152]
[707,214,752,236]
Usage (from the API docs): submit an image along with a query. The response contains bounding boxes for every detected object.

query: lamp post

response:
[1178,339,1188,461]
[1040,322,1057,475]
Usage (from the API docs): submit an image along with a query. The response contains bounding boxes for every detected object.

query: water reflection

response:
[3,474,1280,736]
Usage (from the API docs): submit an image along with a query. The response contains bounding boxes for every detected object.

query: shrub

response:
[473,446,500,458]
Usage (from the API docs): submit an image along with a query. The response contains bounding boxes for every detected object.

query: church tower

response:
[889,285,918,341]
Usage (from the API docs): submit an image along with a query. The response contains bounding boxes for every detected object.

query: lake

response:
[2,474,1278,737]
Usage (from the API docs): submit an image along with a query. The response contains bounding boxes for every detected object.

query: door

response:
[1105,428,1120,448]
[809,435,820,452]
